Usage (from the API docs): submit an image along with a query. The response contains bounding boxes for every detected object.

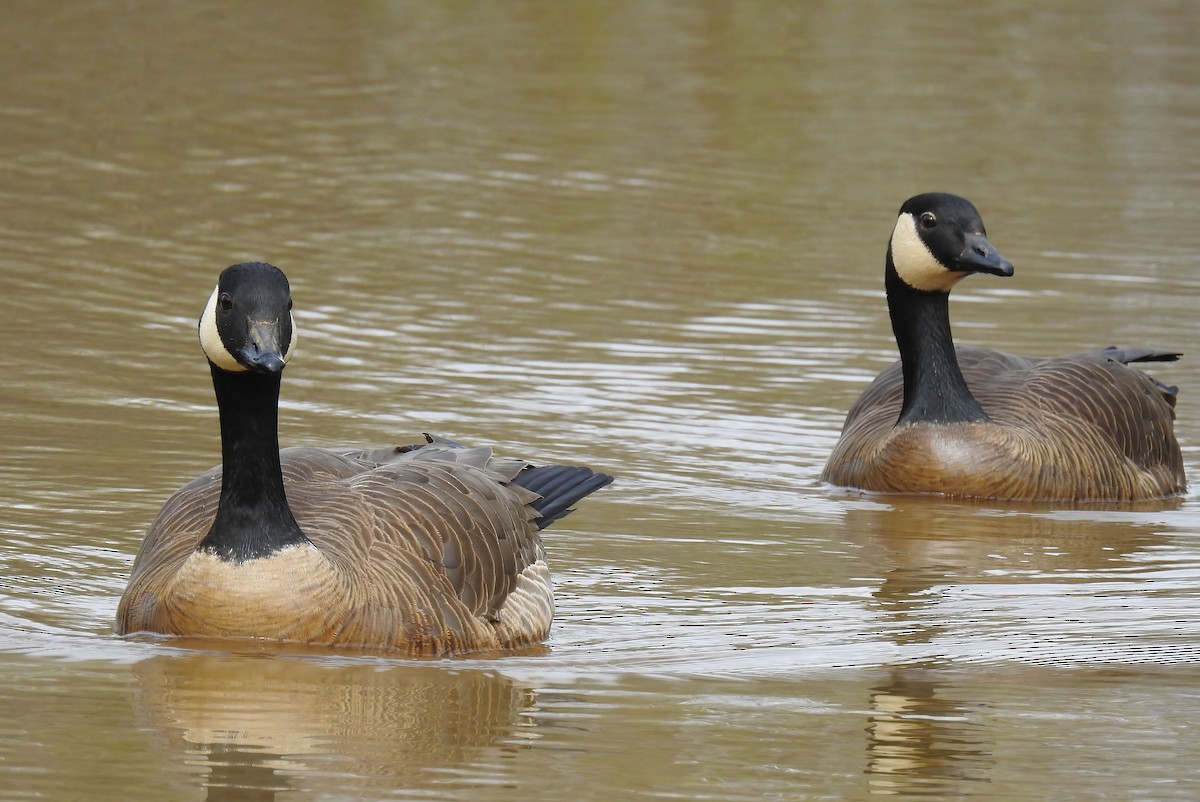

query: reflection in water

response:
[131,653,534,800]
[202,746,286,802]
[866,668,990,797]
[846,496,1174,649]
[850,497,1178,796]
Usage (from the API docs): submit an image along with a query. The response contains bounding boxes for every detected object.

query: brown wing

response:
[969,348,1183,482]
[284,445,546,618]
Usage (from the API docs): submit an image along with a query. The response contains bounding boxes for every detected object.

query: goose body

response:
[116,262,612,655]
[822,193,1185,502]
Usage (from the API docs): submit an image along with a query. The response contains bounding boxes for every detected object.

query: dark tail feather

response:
[1101,346,1182,364]
[1100,347,1182,403]
[514,465,614,530]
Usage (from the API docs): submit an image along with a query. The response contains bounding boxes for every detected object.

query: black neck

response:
[197,364,309,561]
[886,257,991,426]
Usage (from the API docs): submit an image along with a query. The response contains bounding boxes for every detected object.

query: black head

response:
[198,262,297,373]
[889,193,1014,293]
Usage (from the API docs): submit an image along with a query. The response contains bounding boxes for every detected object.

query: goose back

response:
[823,345,1185,500]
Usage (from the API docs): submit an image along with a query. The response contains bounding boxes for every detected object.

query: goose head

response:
[198,262,297,374]
[888,193,1014,293]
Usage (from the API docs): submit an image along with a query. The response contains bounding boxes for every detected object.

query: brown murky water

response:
[2,2,1200,800]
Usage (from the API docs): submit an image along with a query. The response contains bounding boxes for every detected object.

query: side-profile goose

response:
[822,193,1185,501]
[116,262,613,655]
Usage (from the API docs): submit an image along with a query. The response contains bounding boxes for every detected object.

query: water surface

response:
[2,2,1200,800]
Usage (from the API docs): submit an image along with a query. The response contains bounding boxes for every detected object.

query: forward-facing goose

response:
[116,262,612,655]
[822,193,1185,501]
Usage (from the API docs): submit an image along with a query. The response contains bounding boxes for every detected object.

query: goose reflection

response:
[865,666,989,797]
[850,495,1175,645]
[844,495,1177,796]
[131,651,536,800]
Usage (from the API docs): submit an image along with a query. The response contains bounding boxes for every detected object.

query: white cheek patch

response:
[198,285,248,372]
[283,312,297,364]
[890,212,964,293]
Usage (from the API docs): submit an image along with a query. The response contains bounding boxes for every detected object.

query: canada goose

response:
[822,193,1185,501]
[116,262,612,655]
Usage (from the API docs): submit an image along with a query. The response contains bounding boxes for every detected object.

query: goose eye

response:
[287,298,293,311]
[919,212,937,230]
[218,293,234,312]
